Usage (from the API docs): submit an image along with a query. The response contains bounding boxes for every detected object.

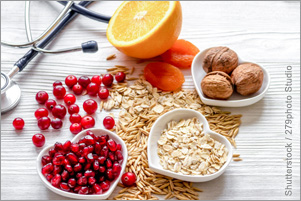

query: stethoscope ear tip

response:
[82,40,98,53]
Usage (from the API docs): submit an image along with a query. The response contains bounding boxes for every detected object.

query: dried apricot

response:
[144,62,185,91]
[161,39,200,69]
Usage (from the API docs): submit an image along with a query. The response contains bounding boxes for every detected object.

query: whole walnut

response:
[231,63,264,96]
[203,47,238,74]
[201,71,233,100]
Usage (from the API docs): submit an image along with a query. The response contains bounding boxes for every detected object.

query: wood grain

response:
[1,1,300,200]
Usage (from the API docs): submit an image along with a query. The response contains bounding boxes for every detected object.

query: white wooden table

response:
[1,1,300,200]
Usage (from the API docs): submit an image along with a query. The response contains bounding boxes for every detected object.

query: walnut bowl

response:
[191,47,270,107]
[147,109,233,182]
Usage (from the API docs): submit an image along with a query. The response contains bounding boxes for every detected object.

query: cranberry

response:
[115,72,126,82]
[69,113,82,123]
[100,181,110,192]
[87,82,99,96]
[70,123,82,134]
[81,116,95,129]
[53,85,66,99]
[52,104,67,119]
[102,74,114,87]
[60,182,70,192]
[93,183,102,194]
[115,150,124,161]
[68,178,76,188]
[116,144,122,151]
[38,117,51,130]
[106,168,115,181]
[112,162,121,176]
[78,186,89,194]
[68,104,80,114]
[42,163,53,175]
[51,118,63,129]
[121,172,136,187]
[78,76,91,88]
[34,108,48,120]
[36,91,49,104]
[66,153,78,164]
[72,84,84,95]
[45,99,57,111]
[70,143,80,153]
[77,176,88,186]
[41,155,52,166]
[91,75,102,86]
[53,154,65,165]
[64,94,76,106]
[65,75,78,88]
[53,80,63,87]
[12,117,25,130]
[103,116,115,129]
[83,99,97,114]
[61,170,69,181]
[98,87,109,99]
[51,174,62,187]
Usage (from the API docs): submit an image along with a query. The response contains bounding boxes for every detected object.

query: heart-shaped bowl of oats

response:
[147,108,232,182]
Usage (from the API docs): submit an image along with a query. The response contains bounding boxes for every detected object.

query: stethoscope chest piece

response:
[1,73,21,113]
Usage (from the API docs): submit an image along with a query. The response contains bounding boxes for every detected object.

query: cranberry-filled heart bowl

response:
[36,128,128,199]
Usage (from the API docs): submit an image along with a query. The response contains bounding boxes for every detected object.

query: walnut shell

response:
[201,71,233,100]
[231,63,264,96]
[203,47,239,74]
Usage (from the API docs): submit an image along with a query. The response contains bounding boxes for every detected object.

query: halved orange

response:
[107,1,182,59]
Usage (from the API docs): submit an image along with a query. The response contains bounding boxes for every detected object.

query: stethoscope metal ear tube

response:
[1,1,94,113]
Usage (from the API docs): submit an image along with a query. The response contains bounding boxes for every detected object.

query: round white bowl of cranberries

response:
[37,128,128,199]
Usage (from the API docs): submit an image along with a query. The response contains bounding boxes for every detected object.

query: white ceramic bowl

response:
[37,128,128,199]
[191,48,270,107]
[147,108,232,182]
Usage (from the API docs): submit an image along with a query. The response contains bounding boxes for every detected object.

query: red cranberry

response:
[87,82,99,96]
[68,178,76,188]
[78,186,89,194]
[112,162,122,176]
[98,87,110,99]
[53,85,66,99]
[42,163,53,175]
[70,123,82,134]
[74,163,82,172]
[115,72,126,82]
[69,113,82,123]
[63,140,71,152]
[81,116,95,129]
[68,104,80,114]
[36,91,49,104]
[116,144,122,151]
[91,75,102,85]
[52,104,67,119]
[45,174,53,181]
[70,143,80,153]
[34,108,48,120]
[77,176,88,186]
[116,150,124,161]
[65,75,78,88]
[106,159,113,168]
[121,172,136,187]
[45,99,57,111]
[61,170,69,181]
[106,168,115,181]
[93,183,102,194]
[37,116,51,130]
[83,99,97,114]
[60,182,70,192]
[41,155,52,166]
[51,118,63,129]
[102,74,114,87]
[66,153,78,164]
[53,154,65,165]
[72,84,83,95]
[100,146,109,157]
[78,76,91,88]
[64,94,76,106]
[51,174,62,187]
[107,139,117,152]
[12,117,25,130]
[53,80,63,87]
[54,142,64,152]
[100,181,110,192]
[98,156,106,165]
[103,116,115,129]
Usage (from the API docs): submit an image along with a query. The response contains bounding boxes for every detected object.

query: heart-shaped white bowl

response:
[147,108,232,182]
[191,47,270,107]
[37,128,128,199]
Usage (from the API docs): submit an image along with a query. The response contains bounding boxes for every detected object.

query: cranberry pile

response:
[41,130,124,194]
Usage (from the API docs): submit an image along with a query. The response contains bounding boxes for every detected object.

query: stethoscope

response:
[1,1,111,113]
